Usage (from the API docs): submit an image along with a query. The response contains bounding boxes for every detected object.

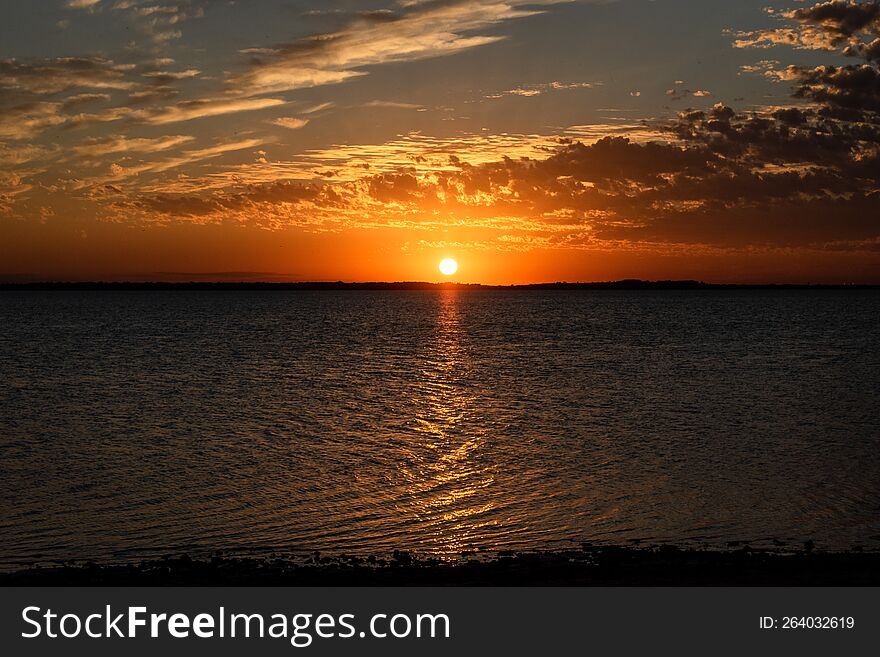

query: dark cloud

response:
[131,180,340,218]
[737,1,880,62]
[595,193,880,248]
[791,63,880,110]
[735,1,880,55]
[0,57,134,98]
[787,0,880,43]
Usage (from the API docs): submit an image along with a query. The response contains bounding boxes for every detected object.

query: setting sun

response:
[439,258,459,277]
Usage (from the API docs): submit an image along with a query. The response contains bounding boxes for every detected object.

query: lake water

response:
[1,290,878,568]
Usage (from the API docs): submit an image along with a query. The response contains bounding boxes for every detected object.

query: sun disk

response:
[439,258,458,276]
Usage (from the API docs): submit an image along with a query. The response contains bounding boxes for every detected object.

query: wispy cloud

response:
[142,69,200,84]
[0,103,68,140]
[0,57,135,96]
[485,80,594,99]
[364,100,425,109]
[88,138,269,186]
[66,0,101,9]
[136,97,286,125]
[300,102,335,114]
[72,134,195,157]
[228,1,576,97]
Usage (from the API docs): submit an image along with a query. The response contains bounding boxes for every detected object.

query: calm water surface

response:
[1,290,879,567]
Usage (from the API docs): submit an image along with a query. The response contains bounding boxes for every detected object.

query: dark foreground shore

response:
[4,546,879,586]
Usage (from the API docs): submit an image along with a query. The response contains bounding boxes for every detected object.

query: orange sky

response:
[2,1,880,283]
[3,218,878,285]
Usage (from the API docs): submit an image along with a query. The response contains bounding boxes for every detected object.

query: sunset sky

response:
[2,0,880,283]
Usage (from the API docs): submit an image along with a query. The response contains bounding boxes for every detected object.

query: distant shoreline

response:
[2,280,880,291]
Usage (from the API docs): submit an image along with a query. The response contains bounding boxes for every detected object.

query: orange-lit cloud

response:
[733,0,880,59]
[270,117,310,130]
[71,135,195,157]
[135,97,286,125]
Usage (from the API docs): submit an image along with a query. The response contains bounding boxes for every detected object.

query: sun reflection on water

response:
[397,290,498,557]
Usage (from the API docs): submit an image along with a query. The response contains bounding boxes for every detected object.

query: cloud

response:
[66,0,101,9]
[131,180,330,218]
[666,87,712,100]
[0,56,283,141]
[737,2,880,115]
[270,117,310,130]
[786,0,880,43]
[734,1,880,60]
[790,63,880,111]
[92,139,269,187]
[485,80,595,99]
[61,93,112,109]
[0,103,68,140]
[0,57,135,96]
[300,102,335,114]
[486,88,541,98]
[7,0,879,257]
[145,139,267,174]
[228,1,575,97]
[72,134,195,157]
[142,69,200,84]
[135,97,286,125]
[115,86,880,251]
[742,53,880,113]
[549,81,595,91]
[0,1,582,153]
[0,142,56,167]
[364,100,425,109]
[110,1,208,44]
[63,1,209,43]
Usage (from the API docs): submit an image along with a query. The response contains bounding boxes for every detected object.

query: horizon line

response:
[2,279,880,291]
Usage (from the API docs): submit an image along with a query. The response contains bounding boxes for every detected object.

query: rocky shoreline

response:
[3,545,879,586]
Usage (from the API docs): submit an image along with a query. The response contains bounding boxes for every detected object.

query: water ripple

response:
[1,289,879,566]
